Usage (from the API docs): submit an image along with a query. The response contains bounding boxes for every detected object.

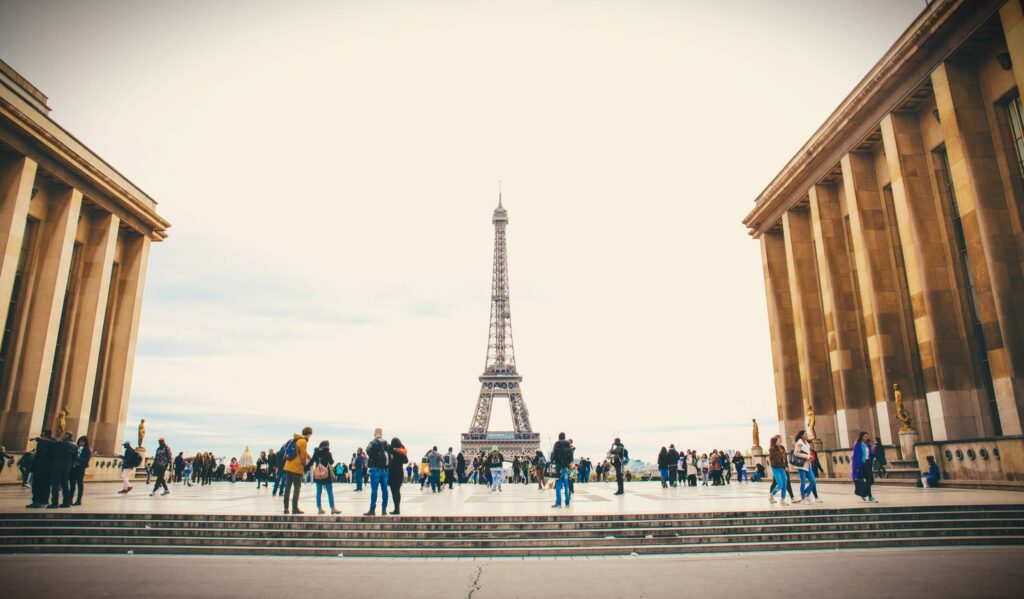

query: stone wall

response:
[0,452,129,485]
[914,436,1024,482]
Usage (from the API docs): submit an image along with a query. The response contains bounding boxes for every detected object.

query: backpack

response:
[313,463,330,481]
[125,450,141,469]
[443,454,452,467]
[622,448,629,463]
[366,439,384,463]
[281,438,297,461]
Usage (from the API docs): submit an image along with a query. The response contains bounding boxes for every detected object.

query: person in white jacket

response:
[793,430,820,504]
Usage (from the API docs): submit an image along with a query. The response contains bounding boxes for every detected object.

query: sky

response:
[0,0,926,462]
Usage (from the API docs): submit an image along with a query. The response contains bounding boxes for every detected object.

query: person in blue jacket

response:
[851,431,878,503]
[921,455,941,488]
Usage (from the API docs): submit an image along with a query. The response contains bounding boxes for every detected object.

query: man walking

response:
[353,448,367,491]
[610,437,627,495]
[667,445,680,488]
[444,447,457,490]
[173,452,185,483]
[364,428,390,516]
[486,446,505,492]
[282,426,312,515]
[118,441,141,495]
[150,438,172,497]
[426,446,442,493]
[551,432,573,507]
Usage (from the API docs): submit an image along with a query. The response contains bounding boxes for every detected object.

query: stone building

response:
[0,60,169,456]
[744,0,1024,481]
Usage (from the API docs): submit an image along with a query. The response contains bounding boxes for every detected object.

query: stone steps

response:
[0,504,1019,557]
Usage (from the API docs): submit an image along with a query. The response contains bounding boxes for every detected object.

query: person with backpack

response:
[426,446,442,493]
[388,437,408,515]
[551,432,573,507]
[532,449,547,490]
[352,448,367,492]
[282,426,312,515]
[444,447,456,490]
[609,437,627,495]
[363,427,390,516]
[666,445,679,488]
[308,440,340,515]
[151,438,172,497]
[118,441,141,495]
[486,446,505,492]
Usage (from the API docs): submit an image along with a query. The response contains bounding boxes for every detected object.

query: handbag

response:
[789,453,806,468]
[313,463,329,481]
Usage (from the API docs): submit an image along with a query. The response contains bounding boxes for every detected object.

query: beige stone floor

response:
[2,478,1022,516]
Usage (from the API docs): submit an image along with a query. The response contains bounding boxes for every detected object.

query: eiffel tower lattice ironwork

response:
[461,193,540,460]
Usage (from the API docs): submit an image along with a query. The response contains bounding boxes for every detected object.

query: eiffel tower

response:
[461,193,540,460]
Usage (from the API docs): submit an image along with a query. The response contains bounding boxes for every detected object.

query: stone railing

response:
[913,436,1024,482]
[0,453,131,485]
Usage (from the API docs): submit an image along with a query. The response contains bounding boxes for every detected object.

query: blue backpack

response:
[281,438,297,461]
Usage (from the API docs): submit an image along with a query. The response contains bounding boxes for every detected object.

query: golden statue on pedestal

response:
[893,383,914,433]
[752,418,760,448]
[55,408,68,439]
[806,401,817,440]
[138,419,146,448]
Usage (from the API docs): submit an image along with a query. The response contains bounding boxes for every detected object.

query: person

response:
[532,449,547,490]
[522,455,531,485]
[753,462,766,482]
[420,456,430,489]
[282,426,313,515]
[710,450,723,485]
[511,456,521,484]
[688,451,699,487]
[768,434,790,506]
[46,432,77,508]
[657,446,670,488]
[700,453,710,486]
[667,445,679,487]
[444,447,456,490]
[388,438,408,515]
[426,446,442,493]
[174,452,185,483]
[183,459,193,487]
[551,433,573,507]
[609,437,627,495]
[732,451,747,483]
[793,430,820,503]
[722,451,732,484]
[256,451,269,488]
[150,438,172,497]
[118,441,141,495]
[456,451,467,484]
[228,457,239,483]
[873,439,887,479]
[17,450,33,487]
[852,431,878,503]
[26,431,53,508]
[352,447,367,492]
[364,427,390,516]
[309,440,340,515]
[921,455,941,488]
[68,436,91,506]
[486,445,505,492]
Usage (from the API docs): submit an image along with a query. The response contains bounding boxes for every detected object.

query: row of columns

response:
[0,154,150,454]
[761,5,1024,450]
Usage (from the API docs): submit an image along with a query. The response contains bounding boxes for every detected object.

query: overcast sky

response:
[0,0,925,462]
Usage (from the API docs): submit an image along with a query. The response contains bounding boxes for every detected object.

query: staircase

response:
[0,504,1021,557]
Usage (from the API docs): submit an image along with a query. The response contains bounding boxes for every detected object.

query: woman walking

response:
[852,431,878,503]
[793,430,819,503]
[768,434,790,506]
[68,436,91,506]
[309,440,341,515]
[657,447,670,488]
[388,437,408,515]
[533,450,547,490]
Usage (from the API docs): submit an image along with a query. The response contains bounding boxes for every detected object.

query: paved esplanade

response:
[1,480,1021,516]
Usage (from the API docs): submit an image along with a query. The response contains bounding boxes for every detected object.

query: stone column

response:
[0,187,82,451]
[782,208,838,447]
[760,230,803,442]
[0,156,37,330]
[841,151,921,447]
[91,233,150,455]
[932,62,1024,436]
[808,183,875,447]
[60,212,120,440]
[881,112,988,440]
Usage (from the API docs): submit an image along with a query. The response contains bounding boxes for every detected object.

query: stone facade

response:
[0,60,168,457]
[744,0,1024,472]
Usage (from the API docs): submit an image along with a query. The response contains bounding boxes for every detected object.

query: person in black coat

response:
[388,438,408,516]
[68,436,92,506]
[48,433,78,508]
[26,430,54,508]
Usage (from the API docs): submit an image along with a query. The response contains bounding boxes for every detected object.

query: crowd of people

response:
[19,429,92,509]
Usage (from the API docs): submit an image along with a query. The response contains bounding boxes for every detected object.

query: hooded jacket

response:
[284,434,310,475]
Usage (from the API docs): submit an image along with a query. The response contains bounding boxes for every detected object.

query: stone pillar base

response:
[750,446,765,470]
[898,430,919,462]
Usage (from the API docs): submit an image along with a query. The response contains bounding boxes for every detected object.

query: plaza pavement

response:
[1,547,1021,598]
[2,477,1023,516]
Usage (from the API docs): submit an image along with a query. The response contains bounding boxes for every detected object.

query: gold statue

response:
[55,408,68,439]
[893,383,914,433]
[806,401,817,440]
[752,419,760,448]
[138,419,146,448]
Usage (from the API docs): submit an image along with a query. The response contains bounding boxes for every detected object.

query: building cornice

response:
[0,77,170,240]
[742,0,1002,238]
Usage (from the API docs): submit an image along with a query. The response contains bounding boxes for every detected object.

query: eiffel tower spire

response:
[462,192,540,459]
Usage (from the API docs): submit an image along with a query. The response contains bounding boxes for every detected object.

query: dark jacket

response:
[308,447,335,470]
[486,451,504,467]
[72,446,92,471]
[40,438,76,473]
[667,448,679,465]
[389,447,408,482]
[153,444,172,469]
[657,449,669,468]
[174,454,186,472]
[366,438,389,469]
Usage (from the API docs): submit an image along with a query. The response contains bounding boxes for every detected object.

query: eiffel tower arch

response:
[461,193,540,460]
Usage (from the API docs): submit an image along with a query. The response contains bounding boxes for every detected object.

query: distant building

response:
[0,60,169,454]
[744,1,1024,482]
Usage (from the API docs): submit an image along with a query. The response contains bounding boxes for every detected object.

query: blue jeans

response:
[771,467,789,500]
[369,468,389,512]
[430,470,441,492]
[272,472,286,495]
[798,468,817,498]
[353,468,364,490]
[659,467,669,484]
[316,480,335,509]
[554,466,572,506]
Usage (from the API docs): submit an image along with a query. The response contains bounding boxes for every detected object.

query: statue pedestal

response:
[811,438,824,453]
[898,430,918,462]
[750,446,765,470]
